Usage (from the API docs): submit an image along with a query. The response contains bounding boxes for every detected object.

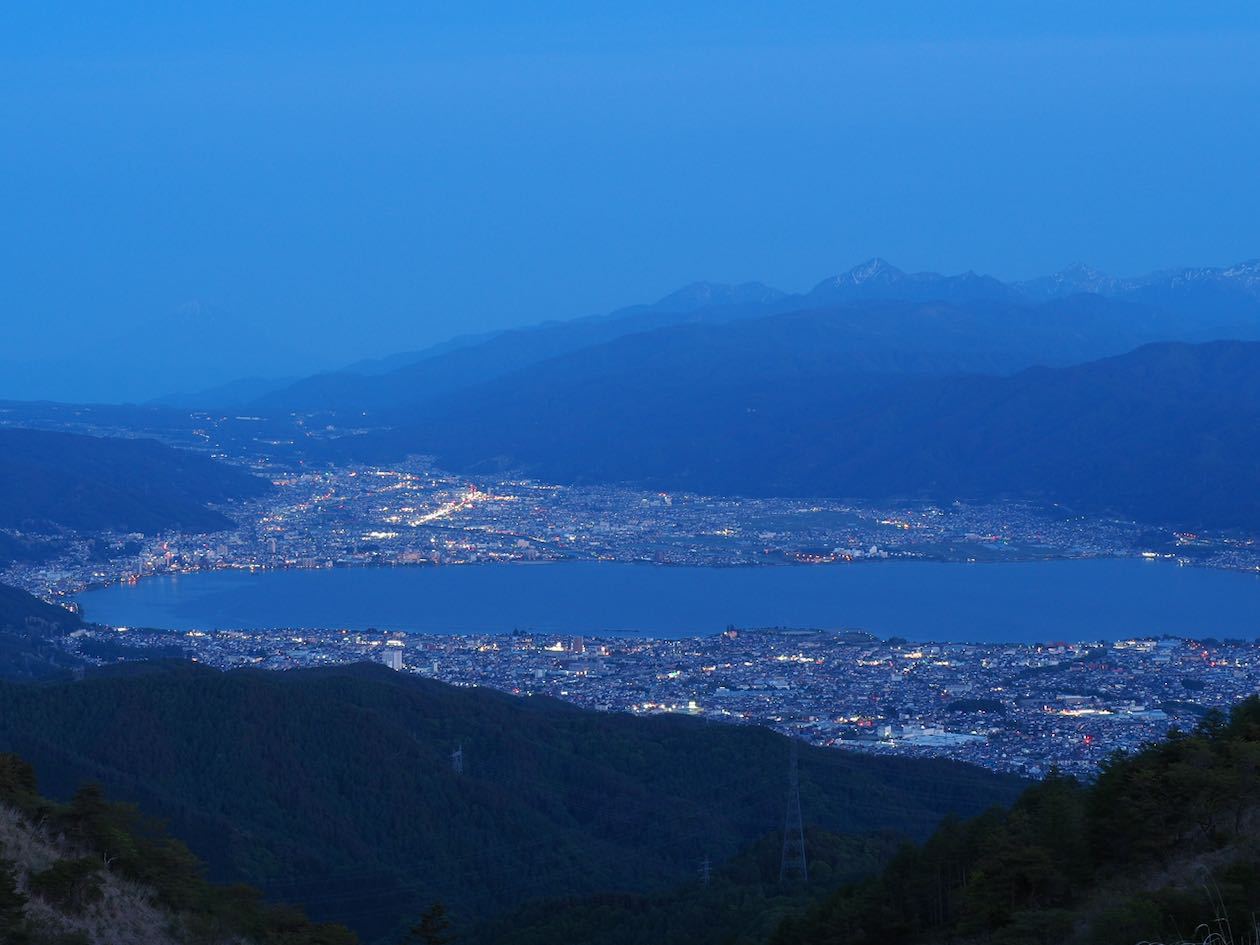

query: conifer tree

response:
[406,901,454,945]
[0,859,29,944]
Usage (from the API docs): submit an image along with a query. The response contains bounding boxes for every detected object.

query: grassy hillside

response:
[775,697,1260,945]
[0,662,1023,942]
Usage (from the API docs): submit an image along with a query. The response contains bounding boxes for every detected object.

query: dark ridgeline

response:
[4,664,1257,945]
[0,661,1023,943]
[462,700,1260,945]
[0,582,82,633]
[0,426,270,535]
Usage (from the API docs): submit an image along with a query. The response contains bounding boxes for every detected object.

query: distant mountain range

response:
[248,257,1260,414]
[150,374,299,409]
[251,280,798,413]
[338,339,1260,531]
[111,256,1260,532]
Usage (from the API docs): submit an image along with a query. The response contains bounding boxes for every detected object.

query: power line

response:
[779,740,808,884]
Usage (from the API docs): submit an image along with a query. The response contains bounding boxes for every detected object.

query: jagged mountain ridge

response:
[254,256,1260,414]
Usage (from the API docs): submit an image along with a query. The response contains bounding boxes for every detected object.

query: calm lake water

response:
[74,558,1260,643]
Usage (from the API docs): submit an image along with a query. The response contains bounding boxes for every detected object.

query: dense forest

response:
[0,661,1022,942]
[774,697,1260,945]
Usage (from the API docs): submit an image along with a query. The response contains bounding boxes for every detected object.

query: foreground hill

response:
[0,662,1022,942]
[348,339,1260,531]
[774,696,1260,945]
[0,753,355,944]
[0,427,270,535]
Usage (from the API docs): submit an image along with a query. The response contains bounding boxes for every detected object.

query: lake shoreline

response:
[74,556,1260,645]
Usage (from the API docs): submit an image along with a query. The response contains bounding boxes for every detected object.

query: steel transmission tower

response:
[699,855,712,888]
[451,742,464,775]
[779,741,808,883]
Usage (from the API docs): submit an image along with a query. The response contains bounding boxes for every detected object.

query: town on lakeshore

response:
[4,418,1259,783]
[57,621,1260,780]
[7,456,1260,600]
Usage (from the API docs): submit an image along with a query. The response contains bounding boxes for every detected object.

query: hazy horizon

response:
[5,3,1260,402]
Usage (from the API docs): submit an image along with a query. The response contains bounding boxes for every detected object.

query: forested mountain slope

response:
[774,698,1260,945]
[0,662,1022,942]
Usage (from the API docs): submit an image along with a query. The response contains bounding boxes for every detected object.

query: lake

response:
[73,558,1260,643]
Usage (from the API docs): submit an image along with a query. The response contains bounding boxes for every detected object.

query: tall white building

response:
[382,648,404,671]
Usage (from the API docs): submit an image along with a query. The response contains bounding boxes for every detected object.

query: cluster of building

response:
[5,434,1258,780]
[9,458,1260,600]
[58,620,1260,778]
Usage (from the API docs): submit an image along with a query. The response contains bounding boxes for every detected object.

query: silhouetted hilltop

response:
[0,427,270,534]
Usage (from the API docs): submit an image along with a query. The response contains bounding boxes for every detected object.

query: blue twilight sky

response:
[3,3,1260,402]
